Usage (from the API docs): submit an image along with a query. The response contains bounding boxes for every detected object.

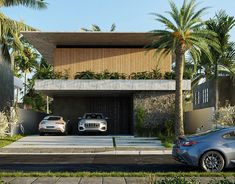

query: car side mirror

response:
[78,117,82,120]
[105,117,109,120]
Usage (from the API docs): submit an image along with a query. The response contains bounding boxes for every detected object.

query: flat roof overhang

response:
[21,32,156,64]
[35,79,191,97]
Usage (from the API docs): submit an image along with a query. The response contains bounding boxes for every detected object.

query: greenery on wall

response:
[74,69,192,80]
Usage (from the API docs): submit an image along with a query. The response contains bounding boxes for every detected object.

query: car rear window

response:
[85,114,103,119]
[47,117,61,121]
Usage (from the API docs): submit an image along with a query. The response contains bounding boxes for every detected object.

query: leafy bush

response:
[135,106,146,136]
[97,70,127,79]
[215,105,235,126]
[211,178,235,184]
[156,177,199,184]
[130,69,162,80]
[74,70,127,79]
[74,70,96,79]
[164,71,176,79]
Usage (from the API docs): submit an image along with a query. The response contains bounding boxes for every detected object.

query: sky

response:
[2,0,235,41]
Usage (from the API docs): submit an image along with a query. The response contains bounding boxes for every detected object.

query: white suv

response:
[78,113,108,133]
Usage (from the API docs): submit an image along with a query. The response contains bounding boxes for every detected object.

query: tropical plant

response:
[148,0,219,137]
[135,106,146,136]
[80,23,116,32]
[214,105,235,126]
[196,11,235,110]
[0,0,47,61]
[74,70,96,79]
[14,42,39,95]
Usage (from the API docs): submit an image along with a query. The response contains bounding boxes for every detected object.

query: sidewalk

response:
[2,177,235,184]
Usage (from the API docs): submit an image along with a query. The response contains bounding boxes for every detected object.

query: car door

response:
[223,131,235,161]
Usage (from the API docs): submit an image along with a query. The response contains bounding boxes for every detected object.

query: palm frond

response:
[0,0,47,9]
[110,23,116,32]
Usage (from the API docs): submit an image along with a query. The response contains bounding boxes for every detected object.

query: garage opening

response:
[52,94,133,135]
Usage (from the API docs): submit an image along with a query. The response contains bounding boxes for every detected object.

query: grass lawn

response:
[0,172,234,177]
[0,135,23,148]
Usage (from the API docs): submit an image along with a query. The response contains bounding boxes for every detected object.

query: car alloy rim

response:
[204,153,223,172]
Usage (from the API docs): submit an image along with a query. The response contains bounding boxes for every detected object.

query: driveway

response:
[3,135,164,149]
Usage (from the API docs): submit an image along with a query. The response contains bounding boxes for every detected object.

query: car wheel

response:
[39,132,45,136]
[200,151,225,172]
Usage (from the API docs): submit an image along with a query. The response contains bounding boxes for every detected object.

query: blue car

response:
[172,127,235,172]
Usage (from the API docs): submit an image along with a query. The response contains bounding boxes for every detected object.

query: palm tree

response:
[197,11,235,110]
[80,23,116,32]
[0,0,47,61]
[149,0,219,138]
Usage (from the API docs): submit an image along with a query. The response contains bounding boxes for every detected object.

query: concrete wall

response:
[18,109,48,135]
[184,107,215,134]
[0,61,14,111]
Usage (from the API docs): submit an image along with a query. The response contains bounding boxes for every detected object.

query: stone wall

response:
[0,61,14,111]
[133,91,175,134]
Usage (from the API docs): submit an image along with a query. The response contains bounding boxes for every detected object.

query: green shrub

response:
[156,177,199,184]
[135,106,146,136]
[152,68,163,79]
[211,178,235,184]
[53,69,69,79]
[215,105,235,126]
[164,71,176,79]
[74,70,96,79]
[96,70,127,79]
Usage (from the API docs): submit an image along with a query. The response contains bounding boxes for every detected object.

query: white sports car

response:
[39,116,68,136]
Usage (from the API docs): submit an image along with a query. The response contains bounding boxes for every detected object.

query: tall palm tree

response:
[0,0,47,61]
[149,0,219,137]
[80,23,116,32]
[198,11,235,110]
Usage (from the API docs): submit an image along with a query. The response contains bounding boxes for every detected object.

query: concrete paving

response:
[1,177,235,184]
[3,136,164,151]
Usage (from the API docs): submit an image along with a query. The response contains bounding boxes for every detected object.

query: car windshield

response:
[46,117,61,121]
[189,128,223,137]
[85,114,103,119]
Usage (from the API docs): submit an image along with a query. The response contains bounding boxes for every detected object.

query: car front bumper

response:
[78,124,107,132]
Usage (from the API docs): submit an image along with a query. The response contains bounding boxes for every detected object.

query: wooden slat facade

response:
[54,48,171,78]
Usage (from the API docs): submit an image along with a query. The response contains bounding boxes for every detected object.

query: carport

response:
[35,79,191,135]
[52,92,133,135]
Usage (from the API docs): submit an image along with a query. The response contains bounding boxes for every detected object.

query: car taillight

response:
[181,140,197,147]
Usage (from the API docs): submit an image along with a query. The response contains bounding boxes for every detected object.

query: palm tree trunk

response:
[175,46,185,139]
[214,59,219,111]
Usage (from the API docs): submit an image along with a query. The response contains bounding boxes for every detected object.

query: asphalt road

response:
[0,154,197,172]
[0,154,234,172]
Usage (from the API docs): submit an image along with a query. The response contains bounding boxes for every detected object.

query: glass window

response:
[47,116,61,121]
[197,91,200,104]
[223,131,235,140]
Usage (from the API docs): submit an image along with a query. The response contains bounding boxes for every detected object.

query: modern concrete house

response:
[22,32,191,135]
[193,77,235,110]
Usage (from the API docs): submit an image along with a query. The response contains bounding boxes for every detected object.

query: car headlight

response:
[79,121,84,125]
[101,121,107,125]
[40,120,46,125]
